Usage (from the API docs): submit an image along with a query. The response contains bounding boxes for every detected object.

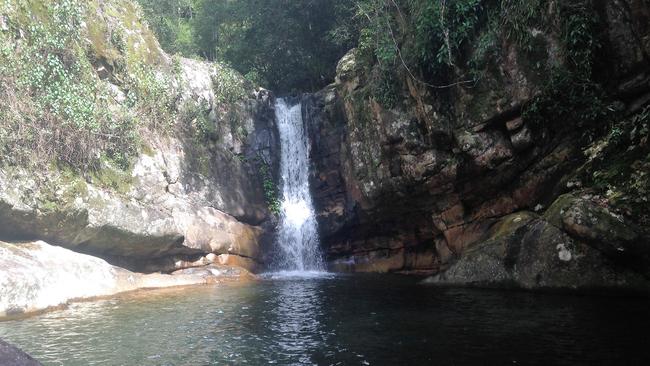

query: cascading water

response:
[274,98,324,273]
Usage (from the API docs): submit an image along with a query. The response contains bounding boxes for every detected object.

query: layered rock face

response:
[305,0,650,289]
[0,1,280,273]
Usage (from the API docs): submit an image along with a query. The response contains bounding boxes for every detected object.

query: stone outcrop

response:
[0,1,280,273]
[0,339,41,366]
[305,0,650,289]
[425,211,648,292]
[0,99,276,273]
[0,240,251,319]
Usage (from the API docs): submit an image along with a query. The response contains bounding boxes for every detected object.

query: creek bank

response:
[0,240,254,320]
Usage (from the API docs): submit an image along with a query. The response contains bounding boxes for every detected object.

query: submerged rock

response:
[0,240,239,319]
[0,339,41,366]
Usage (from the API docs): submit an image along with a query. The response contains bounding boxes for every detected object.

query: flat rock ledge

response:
[0,240,252,319]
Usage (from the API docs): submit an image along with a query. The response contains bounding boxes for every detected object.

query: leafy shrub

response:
[212,64,247,104]
[258,159,280,215]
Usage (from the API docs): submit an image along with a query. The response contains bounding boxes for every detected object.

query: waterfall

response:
[274,98,324,273]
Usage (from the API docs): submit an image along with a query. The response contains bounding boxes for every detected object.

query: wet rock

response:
[214,254,260,273]
[303,0,650,286]
[456,130,514,170]
[510,126,533,152]
[0,339,41,366]
[327,241,440,274]
[172,264,255,283]
[505,117,523,132]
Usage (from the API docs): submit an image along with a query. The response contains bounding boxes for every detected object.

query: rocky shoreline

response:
[0,240,256,320]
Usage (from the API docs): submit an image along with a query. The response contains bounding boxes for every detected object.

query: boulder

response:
[0,133,268,270]
[425,212,649,291]
[544,193,649,272]
[0,339,41,366]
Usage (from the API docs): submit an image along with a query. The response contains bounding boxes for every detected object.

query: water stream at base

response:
[273,98,324,274]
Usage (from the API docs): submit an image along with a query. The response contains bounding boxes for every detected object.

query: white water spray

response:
[274,98,324,273]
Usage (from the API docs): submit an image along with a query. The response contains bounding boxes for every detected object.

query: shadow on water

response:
[0,275,649,365]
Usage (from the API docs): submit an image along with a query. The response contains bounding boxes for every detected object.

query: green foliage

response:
[580,106,650,224]
[498,0,548,50]
[522,69,610,131]
[0,0,140,171]
[559,1,600,78]
[0,0,185,174]
[355,0,396,65]
[180,100,215,142]
[409,0,482,68]
[125,61,177,131]
[212,64,247,104]
[522,0,605,132]
[258,160,280,215]
[353,0,482,74]
[348,0,484,105]
[371,67,399,109]
[136,0,355,93]
[136,0,199,57]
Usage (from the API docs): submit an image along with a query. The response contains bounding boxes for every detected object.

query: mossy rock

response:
[89,164,134,195]
[428,212,649,291]
[544,193,645,265]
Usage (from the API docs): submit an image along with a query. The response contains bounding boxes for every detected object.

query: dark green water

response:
[0,274,649,365]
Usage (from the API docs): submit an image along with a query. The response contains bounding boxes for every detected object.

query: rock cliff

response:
[0,0,281,273]
[305,0,650,290]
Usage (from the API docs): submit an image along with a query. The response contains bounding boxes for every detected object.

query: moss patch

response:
[89,164,134,195]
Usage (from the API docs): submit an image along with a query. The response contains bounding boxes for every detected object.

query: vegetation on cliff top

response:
[0,0,252,176]
[0,0,172,171]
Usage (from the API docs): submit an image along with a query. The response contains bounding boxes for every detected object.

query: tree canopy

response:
[136,0,357,93]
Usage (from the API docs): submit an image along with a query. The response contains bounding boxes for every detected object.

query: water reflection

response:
[270,280,327,364]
